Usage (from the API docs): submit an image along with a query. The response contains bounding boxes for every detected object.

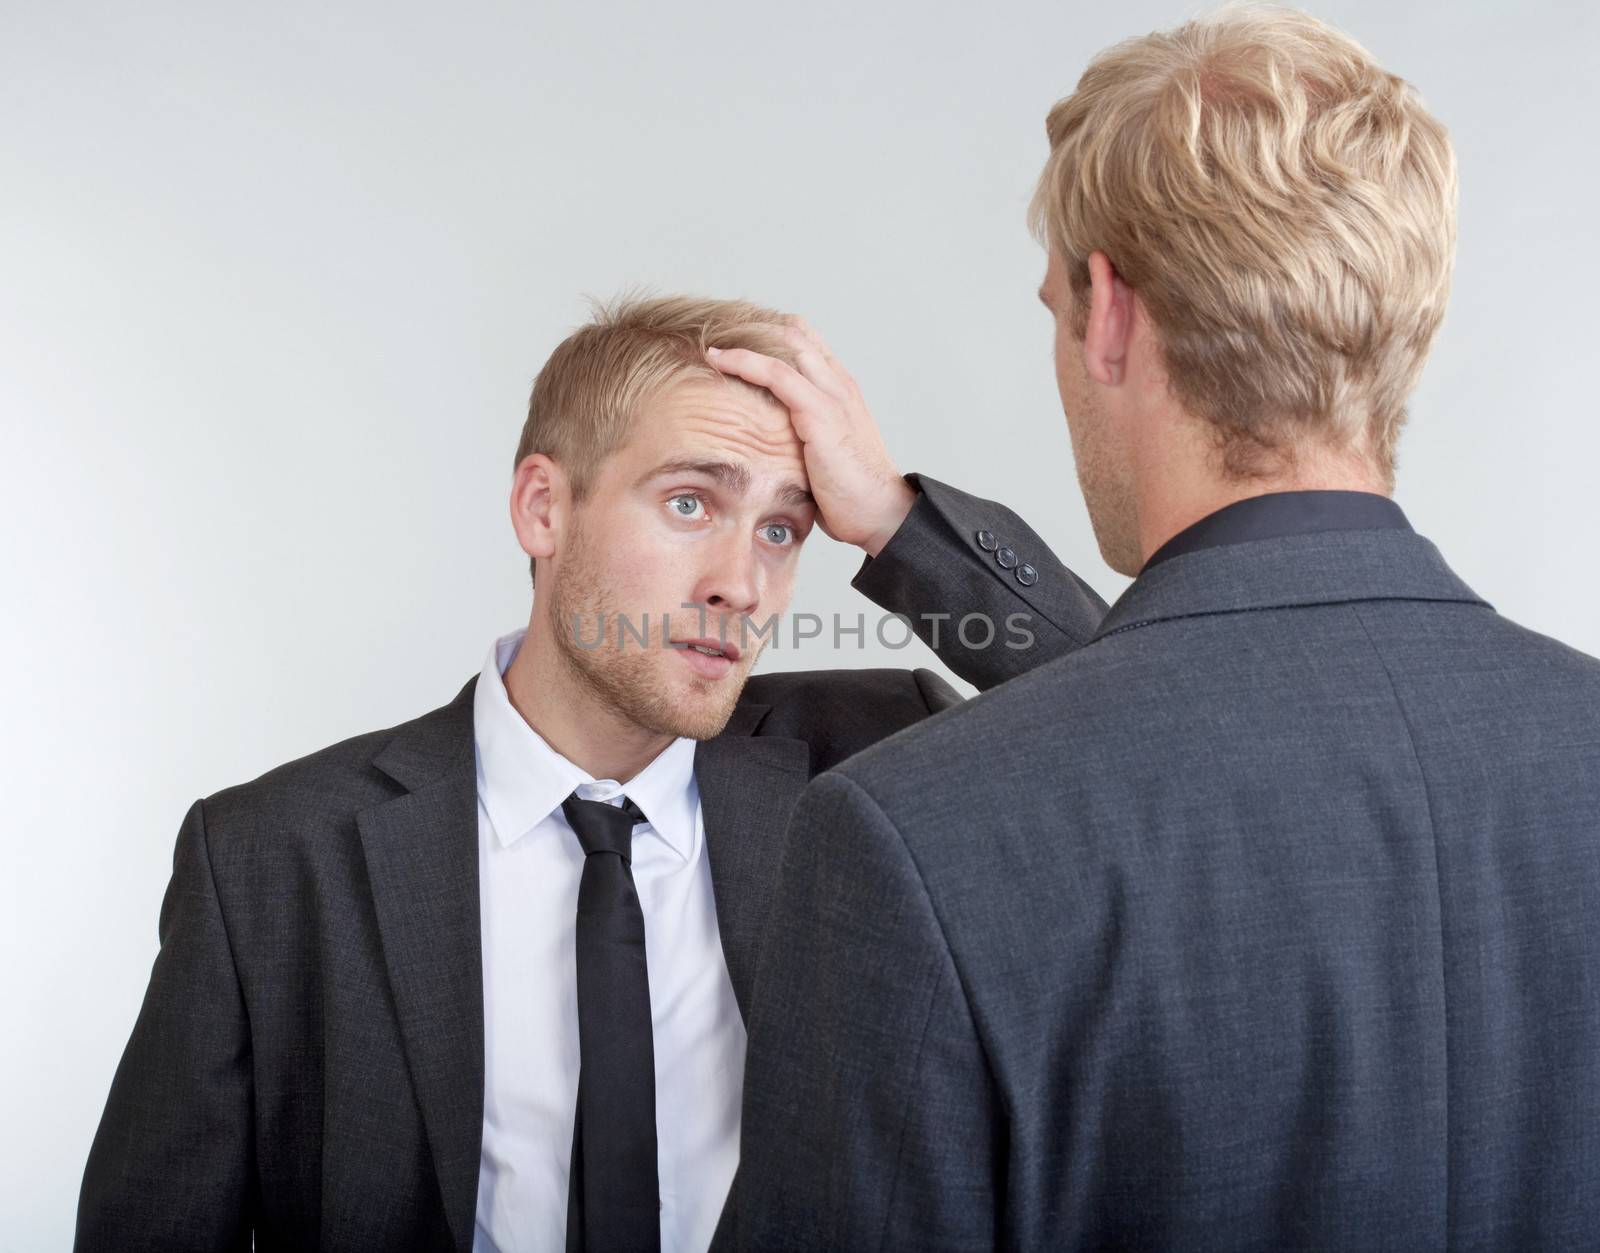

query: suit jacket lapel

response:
[356,677,483,1253]
[349,676,812,1248]
[695,702,811,1024]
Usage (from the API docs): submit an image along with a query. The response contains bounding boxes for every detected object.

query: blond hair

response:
[1028,3,1457,485]
[515,294,799,582]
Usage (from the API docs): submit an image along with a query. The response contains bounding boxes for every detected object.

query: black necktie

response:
[561,792,660,1253]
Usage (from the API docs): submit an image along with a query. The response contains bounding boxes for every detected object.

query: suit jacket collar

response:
[353,674,807,1251]
[1093,527,1491,643]
[1141,488,1412,572]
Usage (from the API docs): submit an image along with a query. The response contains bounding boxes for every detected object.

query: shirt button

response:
[995,546,1018,569]
[1016,563,1038,586]
[975,530,999,552]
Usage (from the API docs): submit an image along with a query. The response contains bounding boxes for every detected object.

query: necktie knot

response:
[562,792,646,861]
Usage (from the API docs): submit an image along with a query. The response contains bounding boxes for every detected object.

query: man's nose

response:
[692,534,762,621]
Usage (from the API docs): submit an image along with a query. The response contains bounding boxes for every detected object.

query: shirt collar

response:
[1141,489,1412,574]
[473,627,700,861]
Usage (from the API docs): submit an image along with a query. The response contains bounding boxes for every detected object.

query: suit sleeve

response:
[76,798,255,1253]
[851,472,1109,691]
[729,772,1000,1251]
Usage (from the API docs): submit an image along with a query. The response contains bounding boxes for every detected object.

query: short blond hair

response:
[1028,3,1457,485]
[515,294,799,582]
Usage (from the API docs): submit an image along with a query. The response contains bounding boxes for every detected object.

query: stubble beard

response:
[548,519,751,741]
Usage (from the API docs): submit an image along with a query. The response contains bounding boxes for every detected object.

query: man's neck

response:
[502,615,676,784]
[1135,449,1388,569]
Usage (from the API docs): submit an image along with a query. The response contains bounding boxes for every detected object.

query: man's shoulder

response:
[828,592,1600,831]
[829,637,1132,789]
[735,664,956,771]
[741,663,949,706]
[200,675,477,837]
[1380,597,1600,682]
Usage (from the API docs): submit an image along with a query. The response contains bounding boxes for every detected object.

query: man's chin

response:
[591,661,752,742]
[662,672,751,740]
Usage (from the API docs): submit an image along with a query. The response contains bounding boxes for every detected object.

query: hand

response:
[706,317,915,558]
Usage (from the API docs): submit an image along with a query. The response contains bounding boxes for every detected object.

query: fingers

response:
[791,345,849,402]
[778,315,860,397]
[781,314,829,357]
[705,347,827,436]
[739,318,854,402]
[706,316,861,418]
[782,316,837,367]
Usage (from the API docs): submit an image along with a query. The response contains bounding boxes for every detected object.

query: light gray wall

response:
[4,0,1596,1242]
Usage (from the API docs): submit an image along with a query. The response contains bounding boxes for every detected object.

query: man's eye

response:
[761,523,794,546]
[667,494,707,520]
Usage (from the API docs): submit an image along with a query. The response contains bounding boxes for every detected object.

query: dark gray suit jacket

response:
[728,526,1600,1251]
[75,475,1108,1252]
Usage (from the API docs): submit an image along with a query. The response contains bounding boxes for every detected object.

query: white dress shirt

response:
[471,627,746,1253]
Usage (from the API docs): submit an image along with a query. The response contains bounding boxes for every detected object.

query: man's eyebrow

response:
[635,458,815,510]
[775,481,816,509]
[636,458,753,495]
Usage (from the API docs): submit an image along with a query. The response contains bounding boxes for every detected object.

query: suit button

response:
[996,546,1018,569]
[1016,563,1038,586]
[975,530,998,552]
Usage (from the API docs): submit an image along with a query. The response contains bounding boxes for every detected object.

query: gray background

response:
[3,0,1595,1244]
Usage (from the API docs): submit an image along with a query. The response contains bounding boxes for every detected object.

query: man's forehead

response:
[630,378,804,468]
[654,375,789,422]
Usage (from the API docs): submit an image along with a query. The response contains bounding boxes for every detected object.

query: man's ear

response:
[1083,250,1135,388]
[510,453,567,568]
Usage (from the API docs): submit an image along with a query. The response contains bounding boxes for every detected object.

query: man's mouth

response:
[670,637,742,662]
[670,636,741,679]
